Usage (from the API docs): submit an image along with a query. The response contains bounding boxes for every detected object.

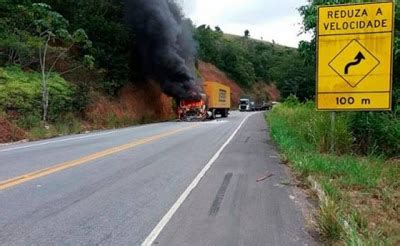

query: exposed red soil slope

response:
[251,82,281,102]
[0,117,26,143]
[86,82,174,127]
[198,61,243,106]
[265,84,281,102]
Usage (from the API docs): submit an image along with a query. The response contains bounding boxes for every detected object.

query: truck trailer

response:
[178,81,231,121]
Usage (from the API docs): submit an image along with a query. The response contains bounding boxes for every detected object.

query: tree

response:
[0,1,38,66]
[194,25,313,92]
[31,3,93,121]
[244,30,250,38]
[37,0,133,95]
[0,2,93,121]
[194,25,224,65]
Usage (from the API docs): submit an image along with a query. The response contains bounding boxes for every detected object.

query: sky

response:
[179,0,312,48]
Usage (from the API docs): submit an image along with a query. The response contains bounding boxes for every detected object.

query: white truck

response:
[239,98,252,111]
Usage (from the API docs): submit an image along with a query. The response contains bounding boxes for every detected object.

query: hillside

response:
[85,83,174,128]
[0,66,175,143]
[194,25,314,100]
[223,33,287,48]
[0,0,300,143]
[0,62,248,143]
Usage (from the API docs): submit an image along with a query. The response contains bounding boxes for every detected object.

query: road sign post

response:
[330,112,336,153]
[317,1,395,111]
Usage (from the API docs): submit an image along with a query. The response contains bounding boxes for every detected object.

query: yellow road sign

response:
[317,2,394,111]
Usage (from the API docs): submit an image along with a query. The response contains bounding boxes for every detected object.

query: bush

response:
[0,66,42,116]
[0,66,79,122]
[28,126,48,140]
[270,101,400,157]
[283,94,300,106]
[54,113,82,135]
[349,112,400,157]
[18,114,41,129]
[194,26,314,91]
[270,101,353,154]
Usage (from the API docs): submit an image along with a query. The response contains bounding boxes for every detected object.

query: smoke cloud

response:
[125,0,201,99]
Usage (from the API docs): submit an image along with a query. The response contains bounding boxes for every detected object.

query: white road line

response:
[0,122,179,153]
[0,131,118,152]
[141,113,255,246]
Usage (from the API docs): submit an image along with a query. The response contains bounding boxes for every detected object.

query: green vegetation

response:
[0,0,132,92]
[267,102,400,244]
[0,0,317,141]
[0,0,136,140]
[28,113,82,140]
[266,2,400,243]
[0,1,93,121]
[0,65,149,139]
[0,66,77,122]
[0,0,94,126]
[0,66,87,139]
[35,0,133,95]
[195,26,315,99]
[0,1,176,133]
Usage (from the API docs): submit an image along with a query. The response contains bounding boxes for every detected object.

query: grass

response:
[25,111,161,141]
[0,66,176,143]
[317,198,343,241]
[27,113,83,140]
[0,66,76,121]
[267,102,400,245]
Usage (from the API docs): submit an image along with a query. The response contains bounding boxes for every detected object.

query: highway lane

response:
[0,121,199,181]
[154,113,314,246]
[0,112,314,245]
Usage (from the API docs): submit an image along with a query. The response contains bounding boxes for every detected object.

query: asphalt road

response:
[0,112,314,246]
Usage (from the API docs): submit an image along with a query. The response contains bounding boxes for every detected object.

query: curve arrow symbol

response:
[344,52,365,75]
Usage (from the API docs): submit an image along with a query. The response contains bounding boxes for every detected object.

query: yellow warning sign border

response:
[316,1,395,111]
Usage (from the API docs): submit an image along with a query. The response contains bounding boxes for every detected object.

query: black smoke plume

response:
[125,0,201,99]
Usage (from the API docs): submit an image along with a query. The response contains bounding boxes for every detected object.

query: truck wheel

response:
[211,109,216,119]
[221,109,228,118]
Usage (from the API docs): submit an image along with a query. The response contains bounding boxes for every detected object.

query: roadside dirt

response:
[251,82,281,102]
[0,117,26,143]
[85,82,174,128]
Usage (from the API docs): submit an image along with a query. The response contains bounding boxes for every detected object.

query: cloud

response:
[180,0,312,47]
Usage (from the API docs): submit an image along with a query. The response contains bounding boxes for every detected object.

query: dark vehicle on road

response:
[253,101,272,111]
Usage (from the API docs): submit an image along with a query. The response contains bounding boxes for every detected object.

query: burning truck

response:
[177,81,231,121]
[125,0,230,121]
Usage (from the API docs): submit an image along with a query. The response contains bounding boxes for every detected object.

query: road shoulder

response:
[153,113,316,246]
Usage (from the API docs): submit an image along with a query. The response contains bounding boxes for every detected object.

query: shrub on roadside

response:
[270,101,353,154]
[54,113,82,135]
[270,101,399,157]
[267,101,399,244]
[0,66,81,122]
[317,198,343,241]
[349,112,400,157]
[17,114,42,130]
